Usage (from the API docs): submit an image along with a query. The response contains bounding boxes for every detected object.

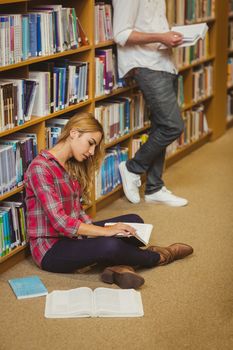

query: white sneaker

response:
[145,186,188,207]
[119,161,141,204]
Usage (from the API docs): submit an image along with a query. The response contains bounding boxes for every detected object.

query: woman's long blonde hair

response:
[57,112,104,203]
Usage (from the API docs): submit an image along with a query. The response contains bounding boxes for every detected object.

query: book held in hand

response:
[104,222,153,246]
[44,287,144,318]
[171,23,208,47]
[8,275,48,299]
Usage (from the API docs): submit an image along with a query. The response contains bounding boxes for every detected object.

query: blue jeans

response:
[127,68,184,194]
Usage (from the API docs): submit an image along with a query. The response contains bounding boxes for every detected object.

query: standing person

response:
[25,113,193,289]
[113,0,188,206]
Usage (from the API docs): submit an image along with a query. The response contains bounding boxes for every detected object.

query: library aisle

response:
[0,127,233,350]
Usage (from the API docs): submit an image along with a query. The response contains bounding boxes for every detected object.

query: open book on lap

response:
[104,222,153,246]
[44,287,144,318]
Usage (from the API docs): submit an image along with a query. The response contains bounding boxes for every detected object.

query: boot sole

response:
[101,269,145,289]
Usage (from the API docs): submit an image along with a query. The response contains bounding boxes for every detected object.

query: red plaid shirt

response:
[24,150,92,267]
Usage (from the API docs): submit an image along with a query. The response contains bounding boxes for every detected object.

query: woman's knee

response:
[120,213,144,223]
[101,237,126,256]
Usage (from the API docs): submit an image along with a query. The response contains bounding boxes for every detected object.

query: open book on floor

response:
[44,287,144,318]
[104,222,153,246]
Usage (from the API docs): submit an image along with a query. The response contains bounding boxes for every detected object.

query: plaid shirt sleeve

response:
[27,163,84,238]
[79,206,93,224]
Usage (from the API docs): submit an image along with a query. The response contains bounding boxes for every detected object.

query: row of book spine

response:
[227,90,233,121]
[0,197,27,257]
[173,32,210,68]
[177,64,213,108]
[131,134,149,158]
[227,57,233,87]
[167,0,215,26]
[95,47,126,97]
[0,79,38,132]
[0,6,87,67]
[228,21,233,50]
[30,59,89,117]
[95,146,128,199]
[0,133,37,196]
[0,58,89,131]
[95,2,113,44]
[95,91,150,144]
[166,104,209,156]
[229,0,233,13]
[192,63,213,102]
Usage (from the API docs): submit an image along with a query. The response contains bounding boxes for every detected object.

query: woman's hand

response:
[104,223,136,237]
[78,222,136,238]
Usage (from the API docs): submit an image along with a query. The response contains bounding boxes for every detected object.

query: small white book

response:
[104,222,153,246]
[171,23,208,47]
[44,287,144,318]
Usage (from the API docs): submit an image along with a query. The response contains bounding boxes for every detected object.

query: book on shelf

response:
[8,275,48,299]
[76,16,89,46]
[104,222,153,246]
[171,23,209,47]
[45,287,144,318]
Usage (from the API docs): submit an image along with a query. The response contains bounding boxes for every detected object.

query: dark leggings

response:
[41,214,160,273]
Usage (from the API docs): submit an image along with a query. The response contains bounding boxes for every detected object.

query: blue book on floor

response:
[8,275,48,299]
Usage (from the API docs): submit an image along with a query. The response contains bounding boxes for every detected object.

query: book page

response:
[105,222,153,245]
[45,287,94,318]
[171,23,208,47]
[158,23,209,49]
[94,288,144,317]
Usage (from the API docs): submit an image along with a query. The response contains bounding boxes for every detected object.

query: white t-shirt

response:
[112,0,177,78]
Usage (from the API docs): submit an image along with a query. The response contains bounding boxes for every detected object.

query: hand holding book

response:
[104,222,137,237]
[158,23,208,49]
[170,23,208,47]
[105,222,153,246]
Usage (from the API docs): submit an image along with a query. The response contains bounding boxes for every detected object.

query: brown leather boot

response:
[147,243,193,266]
[101,265,145,289]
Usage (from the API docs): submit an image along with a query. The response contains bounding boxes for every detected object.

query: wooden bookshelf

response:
[227,0,233,126]
[0,0,231,272]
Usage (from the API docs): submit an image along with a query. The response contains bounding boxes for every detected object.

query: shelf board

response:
[104,133,130,148]
[131,124,151,136]
[0,45,92,72]
[185,17,215,24]
[178,55,215,73]
[95,185,124,211]
[0,0,27,3]
[166,131,212,167]
[182,94,213,111]
[95,86,134,102]
[95,40,114,48]
[104,124,151,149]
[0,244,30,274]
[0,100,92,138]
[0,185,24,201]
